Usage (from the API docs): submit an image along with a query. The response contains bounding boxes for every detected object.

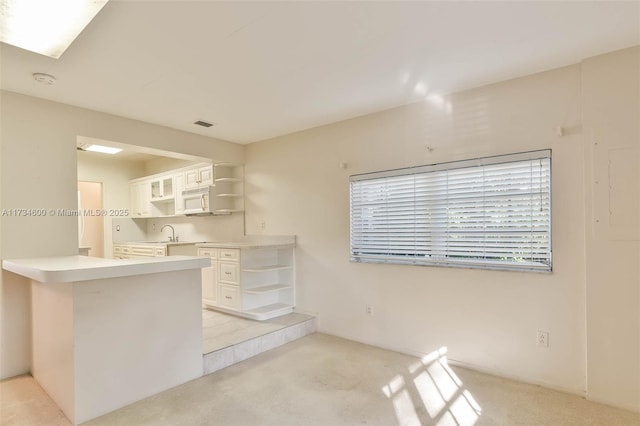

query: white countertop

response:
[2,255,211,284]
[196,241,295,249]
[115,241,203,247]
[196,235,296,250]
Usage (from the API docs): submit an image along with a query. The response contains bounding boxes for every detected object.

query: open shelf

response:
[243,265,292,272]
[215,177,242,183]
[213,163,244,214]
[214,209,243,214]
[244,284,291,295]
[150,196,175,203]
[244,303,293,319]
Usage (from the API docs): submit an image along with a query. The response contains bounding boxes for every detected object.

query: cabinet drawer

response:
[130,246,155,257]
[197,248,217,259]
[218,261,239,284]
[218,248,239,261]
[219,284,240,310]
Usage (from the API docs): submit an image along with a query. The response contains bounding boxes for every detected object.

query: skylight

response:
[0,0,109,59]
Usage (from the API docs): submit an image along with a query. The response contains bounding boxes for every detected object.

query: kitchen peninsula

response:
[2,255,210,424]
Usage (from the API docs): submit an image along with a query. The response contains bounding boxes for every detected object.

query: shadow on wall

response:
[383,347,482,425]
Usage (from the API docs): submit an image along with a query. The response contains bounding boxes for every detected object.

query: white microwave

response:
[182,186,215,215]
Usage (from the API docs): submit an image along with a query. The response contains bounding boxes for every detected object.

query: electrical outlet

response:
[366,305,373,316]
[537,330,549,347]
[260,220,266,231]
[152,223,156,231]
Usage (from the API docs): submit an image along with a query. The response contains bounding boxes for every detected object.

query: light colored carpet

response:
[0,374,68,426]
[2,333,639,425]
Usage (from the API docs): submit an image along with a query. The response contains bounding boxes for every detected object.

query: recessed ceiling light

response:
[33,73,56,85]
[194,120,214,128]
[0,0,109,59]
[84,144,122,154]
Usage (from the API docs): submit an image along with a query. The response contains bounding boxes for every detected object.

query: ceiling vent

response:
[193,120,214,128]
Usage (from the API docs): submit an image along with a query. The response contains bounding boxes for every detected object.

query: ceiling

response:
[76,135,211,162]
[1,1,638,144]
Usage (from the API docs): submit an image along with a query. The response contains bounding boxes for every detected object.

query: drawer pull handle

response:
[225,296,232,299]
[225,272,231,275]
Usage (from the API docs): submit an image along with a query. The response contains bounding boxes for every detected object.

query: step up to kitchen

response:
[203,314,317,375]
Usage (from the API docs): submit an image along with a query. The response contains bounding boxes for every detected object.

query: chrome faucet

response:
[161,224,176,242]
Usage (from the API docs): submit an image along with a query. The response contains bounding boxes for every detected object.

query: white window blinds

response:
[349,150,552,272]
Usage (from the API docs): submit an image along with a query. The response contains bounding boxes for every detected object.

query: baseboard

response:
[317,328,585,399]
[446,358,585,398]
[586,394,640,414]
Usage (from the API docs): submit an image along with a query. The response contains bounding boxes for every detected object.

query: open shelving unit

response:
[240,245,295,320]
[198,241,296,321]
[213,163,244,214]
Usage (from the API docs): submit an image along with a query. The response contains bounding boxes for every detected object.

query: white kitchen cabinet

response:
[218,261,240,284]
[149,174,174,201]
[129,180,151,218]
[113,243,196,259]
[131,172,179,218]
[174,174,185,215]
[201,264,217,303]
[219,284,241,310]
[184,164,213,189]
[198,247,218,307]
[128,162,243,217]
[149,174,176,217]
[113,243,165,259]
[198,243,295,320]
[213,163,244,214]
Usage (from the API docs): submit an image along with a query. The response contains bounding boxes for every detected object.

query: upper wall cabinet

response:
[184,165,213,190]
[129,162,244,218]
[174,174,186,215]
[130,180,151,218]
[150,174,174,201]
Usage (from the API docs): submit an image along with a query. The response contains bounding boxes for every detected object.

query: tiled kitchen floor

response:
[201,308,314,354]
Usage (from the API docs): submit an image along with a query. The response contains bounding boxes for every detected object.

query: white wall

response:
[146,215,245,244]
[582,47,640,411]
[0,90,243,379]
[77,152,146,258]
[245,63,587,394]
[144,157,202,175]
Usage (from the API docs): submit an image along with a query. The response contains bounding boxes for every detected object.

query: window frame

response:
[349,150,552,273]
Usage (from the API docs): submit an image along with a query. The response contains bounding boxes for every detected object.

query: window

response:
[349,150,552,272]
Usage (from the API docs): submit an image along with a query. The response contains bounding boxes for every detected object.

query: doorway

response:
[78,181,104,257]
